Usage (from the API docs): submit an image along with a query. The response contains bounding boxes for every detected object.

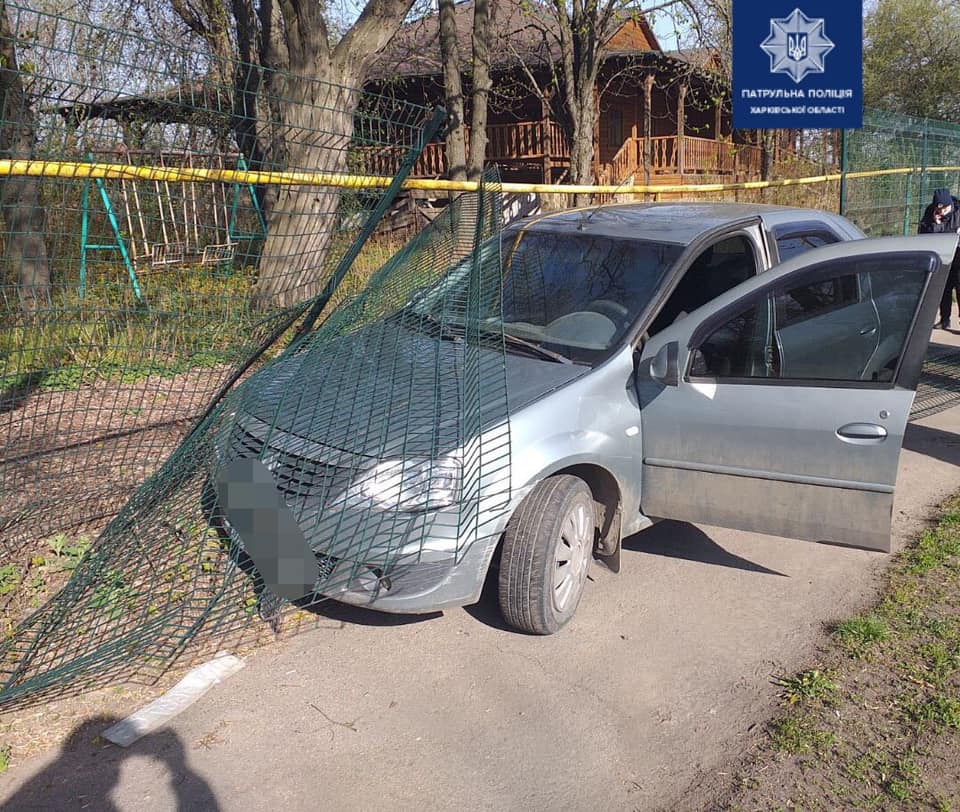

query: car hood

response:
[234,320,588,461]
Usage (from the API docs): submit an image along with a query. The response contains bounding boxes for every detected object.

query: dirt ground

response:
[1,365,233,553]
[686,498,960,811]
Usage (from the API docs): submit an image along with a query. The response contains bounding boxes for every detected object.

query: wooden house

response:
[365,0,807,187]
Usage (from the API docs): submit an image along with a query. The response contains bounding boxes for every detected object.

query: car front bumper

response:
[314,532,502,613]
[205,467,507,615]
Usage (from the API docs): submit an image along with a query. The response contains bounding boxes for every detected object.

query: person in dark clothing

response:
[919,187,960,329]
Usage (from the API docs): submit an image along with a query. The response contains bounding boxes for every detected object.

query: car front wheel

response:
[498,475,596,634]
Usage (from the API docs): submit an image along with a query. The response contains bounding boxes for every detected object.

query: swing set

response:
[79,149,267,301]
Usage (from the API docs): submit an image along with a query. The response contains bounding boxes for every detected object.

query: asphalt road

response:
[4,332,960,812]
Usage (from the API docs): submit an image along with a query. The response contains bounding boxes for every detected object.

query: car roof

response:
[508,202,850,245]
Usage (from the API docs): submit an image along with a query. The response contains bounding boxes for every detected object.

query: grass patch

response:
[770,714,837,754]
[833,614,890,658]
[0,565,21,598]
[0,233,406,395]
[904,522,960,574]
[0,534,93,637]
[774,669,839,705]
[722,495,960,809]
[911,695,960,729]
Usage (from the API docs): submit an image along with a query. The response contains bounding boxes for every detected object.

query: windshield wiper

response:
[409,315,573,363]
[500,330,573,364]
[409,312,462,342]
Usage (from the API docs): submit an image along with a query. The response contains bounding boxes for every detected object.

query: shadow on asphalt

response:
[462,562,515,633]
[462,519,789,634]
[903,421,960,467]
[303,599,441,628]
[621,520,788,576]
[1,715,219,811]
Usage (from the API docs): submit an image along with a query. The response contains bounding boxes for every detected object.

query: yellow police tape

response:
[0,159,958,195]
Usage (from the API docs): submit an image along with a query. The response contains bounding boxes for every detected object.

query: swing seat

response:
[152,242,187,267]
[200,242,235,265]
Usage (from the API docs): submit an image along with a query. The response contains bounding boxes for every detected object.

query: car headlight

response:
[358,457,461,512]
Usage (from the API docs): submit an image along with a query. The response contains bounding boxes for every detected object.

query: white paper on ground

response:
[103,652,245,747]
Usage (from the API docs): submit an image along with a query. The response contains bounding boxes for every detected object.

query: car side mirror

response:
[649,341,679,387]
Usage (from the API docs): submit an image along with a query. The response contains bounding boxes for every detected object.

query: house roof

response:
[665,47,725,75]
[52,83,230,128]
[369,0,662,81]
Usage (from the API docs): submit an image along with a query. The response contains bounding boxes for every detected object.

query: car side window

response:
[690,260,929,383]
[649,235,759,335]
[775,230,839,261]
[689,300,774,378]
[775,275,860,328]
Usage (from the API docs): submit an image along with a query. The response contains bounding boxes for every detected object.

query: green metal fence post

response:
[839,128,848,216]
[228,153,267,241]
[920,120,929,214]
[79,179,90,298]
[903,169,914,235]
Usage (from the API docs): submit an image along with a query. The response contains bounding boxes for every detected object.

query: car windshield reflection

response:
[403,228,684,365]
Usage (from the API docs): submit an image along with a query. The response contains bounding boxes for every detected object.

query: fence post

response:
[839,128,848,216]
[920,120,929,214]
[79,179,90,298]
[903,169,913,236]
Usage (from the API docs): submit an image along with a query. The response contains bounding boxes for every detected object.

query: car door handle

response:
[859,325,878,335]
[836,422,888,444]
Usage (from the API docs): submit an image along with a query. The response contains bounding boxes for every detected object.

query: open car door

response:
[636,234,955,552]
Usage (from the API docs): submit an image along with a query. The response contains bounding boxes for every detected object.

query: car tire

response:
[498,475,596,635]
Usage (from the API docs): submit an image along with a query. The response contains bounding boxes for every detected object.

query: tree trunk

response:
[251,72,358,309]
[0,1,50,313]
[551,0,602,208]
[466,0,492,181]
[568,81,597,207]
[437,0,492,254]
[760,129,775,181]
[162,0,418,309]
[439,0,467,183]
[247,0,416,308]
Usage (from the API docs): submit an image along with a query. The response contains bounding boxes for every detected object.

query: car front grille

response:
[228,424,356,504]
[230,424,265,458]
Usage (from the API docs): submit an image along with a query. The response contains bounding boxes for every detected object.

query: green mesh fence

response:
[843,109,960,236]
[638,109,960,235]
[0,2,511,706]
[0,181,510,706]
[0,2,438,557]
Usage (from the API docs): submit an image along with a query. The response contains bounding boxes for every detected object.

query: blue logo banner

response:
[733,1,863,129]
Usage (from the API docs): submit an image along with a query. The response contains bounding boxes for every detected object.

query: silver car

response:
[210,202,953,634]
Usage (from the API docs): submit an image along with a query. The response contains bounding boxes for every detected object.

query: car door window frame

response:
[683,250,942,390]
[770,221,844,264]
[631,224,765,346]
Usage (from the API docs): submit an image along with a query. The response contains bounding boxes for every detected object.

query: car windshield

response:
[400,226,683,365]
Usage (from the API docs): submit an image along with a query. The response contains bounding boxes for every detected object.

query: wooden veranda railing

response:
[484,120,569,160]
[353,119,571,179]
[607,137,640,185]
[356,128,780,187]
[650,136,764,177]
[596,135,766,189]
[356,142,447,178]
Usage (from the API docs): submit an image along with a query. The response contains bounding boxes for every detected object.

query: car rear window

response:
[774,227,841,262]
